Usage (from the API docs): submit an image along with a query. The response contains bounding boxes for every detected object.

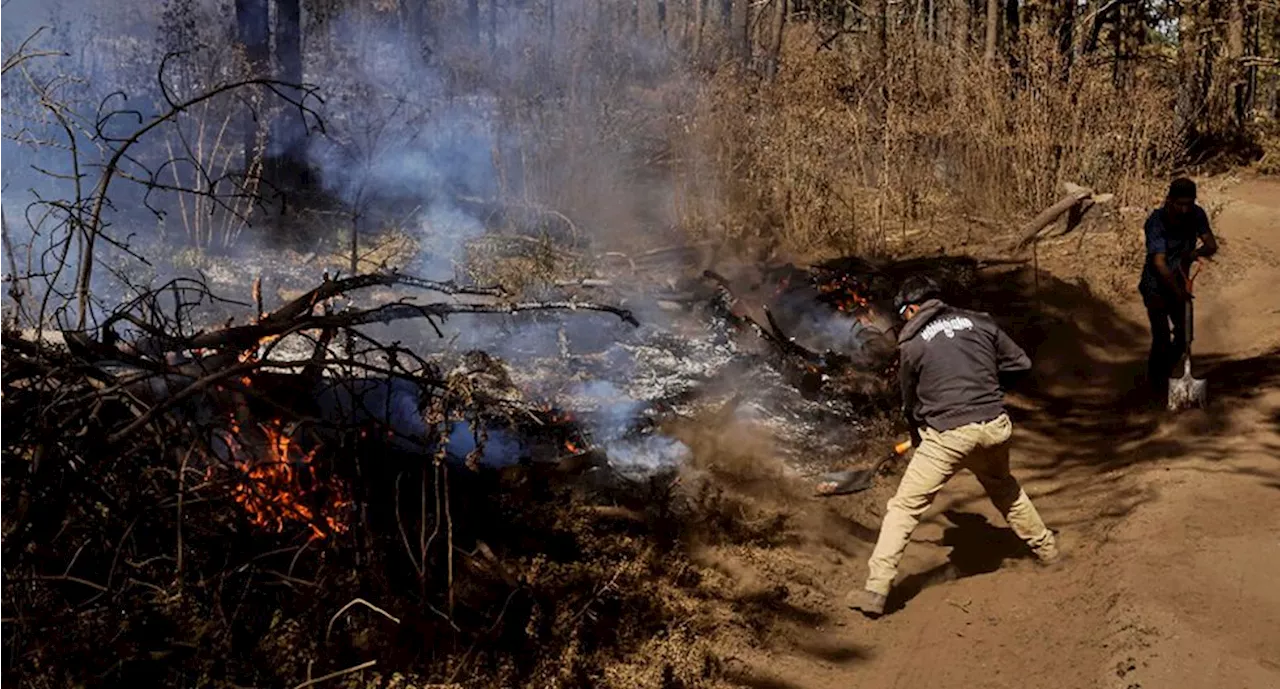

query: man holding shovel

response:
[1140,178,1217,402]
[847,276,1059,618]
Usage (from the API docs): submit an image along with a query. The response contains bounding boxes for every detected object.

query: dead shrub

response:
[689,24,1181,260]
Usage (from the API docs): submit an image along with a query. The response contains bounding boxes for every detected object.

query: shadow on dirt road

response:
[856,255,1280,611]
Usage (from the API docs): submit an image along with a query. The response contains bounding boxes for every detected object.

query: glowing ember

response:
[816,276,871,313]
[218,419,350,540]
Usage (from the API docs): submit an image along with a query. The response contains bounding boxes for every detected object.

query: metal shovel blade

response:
[813,467,879,496]
[1167,358,1207,411]
[813,440,913,497]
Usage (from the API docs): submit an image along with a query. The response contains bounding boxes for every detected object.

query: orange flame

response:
[220,419,349,540]
[817,277,870,313]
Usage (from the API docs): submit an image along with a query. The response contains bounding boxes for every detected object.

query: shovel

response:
[814,439,913,497]
[1168,261,1207,411]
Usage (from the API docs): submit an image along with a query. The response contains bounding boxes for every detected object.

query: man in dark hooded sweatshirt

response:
[847,276,1059,618]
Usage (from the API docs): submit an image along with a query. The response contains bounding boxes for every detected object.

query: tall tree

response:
[275,0,305,146]
[1055,0,1075,80]
[401,0,435,56]
[235,0,270,172]
[984,0,998,63]
[467,0,481,44]
[952,0,970,56]
[1227,0,1246,128]
[765,0,787,78]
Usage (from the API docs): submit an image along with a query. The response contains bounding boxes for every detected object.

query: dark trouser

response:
[1143,289,1187,392]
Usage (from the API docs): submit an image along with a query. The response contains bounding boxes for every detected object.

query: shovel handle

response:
[1187,258,1204,291]
[1186,293,1194,353]
[872,439,914,473]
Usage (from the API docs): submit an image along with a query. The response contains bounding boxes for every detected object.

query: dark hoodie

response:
[897,299,1031,433]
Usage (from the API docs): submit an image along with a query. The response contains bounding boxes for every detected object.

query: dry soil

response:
[707,175,1280,689]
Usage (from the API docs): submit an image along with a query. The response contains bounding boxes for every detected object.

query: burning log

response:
[701,266,896,400]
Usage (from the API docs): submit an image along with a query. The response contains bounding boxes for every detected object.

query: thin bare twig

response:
[324,598,401,644]
[292,660,377,689]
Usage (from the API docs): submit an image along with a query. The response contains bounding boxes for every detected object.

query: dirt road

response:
[717,176,1280,689]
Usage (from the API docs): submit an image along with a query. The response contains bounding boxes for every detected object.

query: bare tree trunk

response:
[1177,0,1205,138]
[1111,0,1124,87]
[1245,0,1261,120]
[1003,0,1019,47]
[548,0,556,46]
[275,0,302,92]
[467,0,480,45]
[952,0,970,56]
[984,0,998,63]
[1227,0,1246,129]
[1056,0,1074,79]
[235,0,270,173]
[765,0,786,78]
[693,0,707,56]
[868,0,887,70]
[403,0,434,56]
[489,0,498,54]
[658,0,668,44]
[268,0,308,208]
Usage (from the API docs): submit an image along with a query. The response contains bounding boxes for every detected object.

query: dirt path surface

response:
[714,176,1280,689]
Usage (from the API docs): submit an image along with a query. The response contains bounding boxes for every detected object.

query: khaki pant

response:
[864,413,1056,596]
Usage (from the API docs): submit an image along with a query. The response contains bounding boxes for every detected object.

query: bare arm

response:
[1194,211,1218,260]
[1145,212,1191,300]
[1152,252,1190,299]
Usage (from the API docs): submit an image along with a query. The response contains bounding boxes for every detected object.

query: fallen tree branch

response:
[180,299,638,351]
[703,269,835,371]
[292,660,377,689]
[262,273,508,326]
[1013,183,1116,250]
[104,359,262,447]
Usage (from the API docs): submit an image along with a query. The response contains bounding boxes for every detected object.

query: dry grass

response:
[5,7,1255,689]
[684,25,1181,263]
[421,20,1188,283]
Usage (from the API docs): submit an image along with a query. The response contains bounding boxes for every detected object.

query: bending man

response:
[1140,177,1217,399]
[848,276,1059,618]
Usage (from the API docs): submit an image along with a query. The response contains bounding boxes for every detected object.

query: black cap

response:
[1168,177,1197,200]
[893,275,942,316]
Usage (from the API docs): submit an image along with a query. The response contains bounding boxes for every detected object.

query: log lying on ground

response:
[1012,182,1116,250]
[700,268,895,399]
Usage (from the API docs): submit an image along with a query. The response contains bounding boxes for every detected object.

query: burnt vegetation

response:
[2,0,1278,687]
